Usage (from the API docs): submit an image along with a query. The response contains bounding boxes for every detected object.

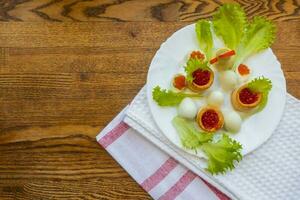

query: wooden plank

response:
[1,0,299,22]
[0,125,151,199]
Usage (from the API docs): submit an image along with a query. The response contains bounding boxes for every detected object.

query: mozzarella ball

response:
[193,99,205,110]
[224,111,242,133]
[220,70,238,91]
[207,91,224,107]
[214,48,235,70]
[178,98,197,119]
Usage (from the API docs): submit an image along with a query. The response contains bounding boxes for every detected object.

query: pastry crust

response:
[231,85,262,111]
[188,69,214,92]
[196,106,224,132]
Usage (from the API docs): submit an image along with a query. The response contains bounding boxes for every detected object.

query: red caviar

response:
[218,50,235,59]
[238,64,250,76]
[173,75,186,90]
[210,57,218,64]
[190,51,205,60]
[201,109,219,129]
[192,69,211,86]
[239,88,259,104]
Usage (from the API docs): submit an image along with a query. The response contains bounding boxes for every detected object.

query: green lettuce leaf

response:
[235,16,276,66]
[185,58,210,83]
[195,20,213,59]
[213,3,247,50]
[152,86,202,106]
[247,76,272,112]
[172,116,213,150]
[201,134,242,174]
[172,116,243,174]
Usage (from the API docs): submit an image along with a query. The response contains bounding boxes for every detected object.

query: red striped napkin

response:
[96,106,229,200]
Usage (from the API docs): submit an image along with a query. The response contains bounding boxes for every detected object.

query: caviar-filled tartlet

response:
[237,64,251,83]
[231,85,262,111]
[188,68,214,92]
[185,57,214,92]
[172,74,187,90]
[197,106,224,132]
[231,77,272,112]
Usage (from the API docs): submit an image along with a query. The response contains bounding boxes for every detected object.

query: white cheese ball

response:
[220,70,238,91]
[193,99,205,110]
[214,48,234,70]
[178,98,197,119]
[224,111,242,133]
[207,91,224,107]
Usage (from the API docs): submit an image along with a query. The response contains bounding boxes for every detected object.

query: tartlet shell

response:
[188,69,214,92]
[231,85,262,111]
[196,106,224,132]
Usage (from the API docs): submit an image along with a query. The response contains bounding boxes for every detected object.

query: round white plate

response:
[147,23,286,158]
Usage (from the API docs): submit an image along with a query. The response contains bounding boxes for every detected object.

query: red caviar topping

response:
[210,57,218,64]
[192,69,211,86]
[218,50,235,59]
[239,88,259,104]
[238,64,250,76]
[190,51,205,60]
[201,109,219,129]
[173,75,186,90]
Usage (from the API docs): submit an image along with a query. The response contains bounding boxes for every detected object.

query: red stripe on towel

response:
[158,171,197,200]
[201,178,230,200]
[98,121,129,148]
[141,157,178,192]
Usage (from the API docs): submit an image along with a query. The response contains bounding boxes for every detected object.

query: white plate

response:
[146,23,286,158]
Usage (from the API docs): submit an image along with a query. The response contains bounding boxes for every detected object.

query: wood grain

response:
[0,0,299,22]
[0,1,299,199]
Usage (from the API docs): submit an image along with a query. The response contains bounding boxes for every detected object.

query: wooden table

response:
[0,0,299,199]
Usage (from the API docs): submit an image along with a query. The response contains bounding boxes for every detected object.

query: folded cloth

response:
[124,87,300,200]
[97,106,227,200]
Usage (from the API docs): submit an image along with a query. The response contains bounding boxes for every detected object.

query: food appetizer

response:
[151,3,276,175]
[197,106,224,132]
[237,64,251,82]
[232,77,272,112]
[185,57,214,92]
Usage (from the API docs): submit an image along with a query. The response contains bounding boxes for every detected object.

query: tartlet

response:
[231,84,262,111]
[196,106,224,132]
[188,68,214,92]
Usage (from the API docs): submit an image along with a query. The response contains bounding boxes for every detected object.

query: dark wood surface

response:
[0,0,299,199]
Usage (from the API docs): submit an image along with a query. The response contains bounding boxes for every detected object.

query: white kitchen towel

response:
[96,106,228,200]
[125,87,300,200]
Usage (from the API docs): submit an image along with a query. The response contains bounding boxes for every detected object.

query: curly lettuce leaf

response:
[185,58,210,82]
[213,3,247,50]
[172,116,213,150]
[235,16,276,66]
[195,20,213,59]
[201,134,242,174]
[248,76,272,93]
[152,86,201,106]
[247,76,272,112]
